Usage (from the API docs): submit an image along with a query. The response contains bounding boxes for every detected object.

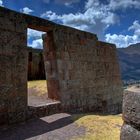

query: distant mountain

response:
[117,43,140,82]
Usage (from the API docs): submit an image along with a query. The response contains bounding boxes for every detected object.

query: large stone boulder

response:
[123,91,140,127]
[121,124,140,140]
[121,91,140,140]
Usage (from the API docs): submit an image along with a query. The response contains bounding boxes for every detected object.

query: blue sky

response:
[1,0,140,48]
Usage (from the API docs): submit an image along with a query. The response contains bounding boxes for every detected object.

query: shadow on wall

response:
[28,48,46,80]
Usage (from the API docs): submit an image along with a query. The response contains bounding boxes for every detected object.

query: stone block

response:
[122,91,140,127]
[8,110,26,124]
[121,124,140,140]
[0,8,27,33]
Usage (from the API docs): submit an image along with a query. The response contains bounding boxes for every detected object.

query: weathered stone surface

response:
[28,47,45,80]
[0,7,28,125]
[27,102,61,119]
[121,124,140,140]
[43,27,123,113]
[121,91,140,140]
[122,91,140,127]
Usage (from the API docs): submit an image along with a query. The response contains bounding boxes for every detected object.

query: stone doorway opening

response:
[27,28,56,107]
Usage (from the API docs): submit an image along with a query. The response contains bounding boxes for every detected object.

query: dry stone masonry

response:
[43,28,123,113]
[121,91,140,140]
[28,47,45,80]
[0,6,123,126]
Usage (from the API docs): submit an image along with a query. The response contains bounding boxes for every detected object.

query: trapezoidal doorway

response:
[27,28,60,108]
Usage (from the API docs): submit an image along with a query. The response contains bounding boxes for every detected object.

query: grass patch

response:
[28,80,123,140]
[72,114,123,140]
[28,80,47,96]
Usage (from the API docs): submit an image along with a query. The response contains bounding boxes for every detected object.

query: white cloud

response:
[85,0,140,10]
[105,20,140,48]
[85,0,100,9]
[0,0,4,6]
[109,0,140,10]
[27,29,45,39]
[27,29,45,48]
[55,0,80,6]
[128,20,140,36]
[29,39,43,49]
[41,0,140,41]
[105,34,139,48]
[41,11,59,21]
[20,7,34,14]
[40,0,140,47]
[41,0,119,40]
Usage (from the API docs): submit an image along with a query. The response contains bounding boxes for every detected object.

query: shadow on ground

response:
[0,113,85,140]
[0,112,122,140]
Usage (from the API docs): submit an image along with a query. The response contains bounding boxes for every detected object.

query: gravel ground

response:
[0,113,85,140]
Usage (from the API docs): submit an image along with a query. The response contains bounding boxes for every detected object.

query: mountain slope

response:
[117,43,140,82]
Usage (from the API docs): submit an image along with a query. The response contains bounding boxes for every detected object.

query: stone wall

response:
[0,8,28,125]
[0,7,56,125]
[28,47,45,80]
[0,6,122,126]
[121,91,140,140]
[27,102,61,119]
[43,27,123,113]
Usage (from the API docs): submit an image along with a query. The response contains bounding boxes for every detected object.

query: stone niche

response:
[0,6,123,126]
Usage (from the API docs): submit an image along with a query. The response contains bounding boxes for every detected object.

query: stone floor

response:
[0,113,85,140]
[28,87,59,107]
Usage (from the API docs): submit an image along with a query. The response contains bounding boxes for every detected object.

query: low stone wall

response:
[27,102,61,119]
[121,91,140,140]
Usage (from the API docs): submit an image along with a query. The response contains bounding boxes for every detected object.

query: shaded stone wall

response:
[0,9,28,125]
[28,47,45,80]
[121,91,140,140]
[0,7,56,125]
[43,27,123,113]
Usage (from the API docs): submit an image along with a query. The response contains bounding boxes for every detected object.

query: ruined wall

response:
[0,9,28,125]
[0,6,123,127]
[28,47,45,80]
[43,27,123,113]
[121,91,140,140]
[0,7,56,125]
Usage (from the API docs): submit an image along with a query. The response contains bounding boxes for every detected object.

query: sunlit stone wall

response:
[43,27,123,113]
